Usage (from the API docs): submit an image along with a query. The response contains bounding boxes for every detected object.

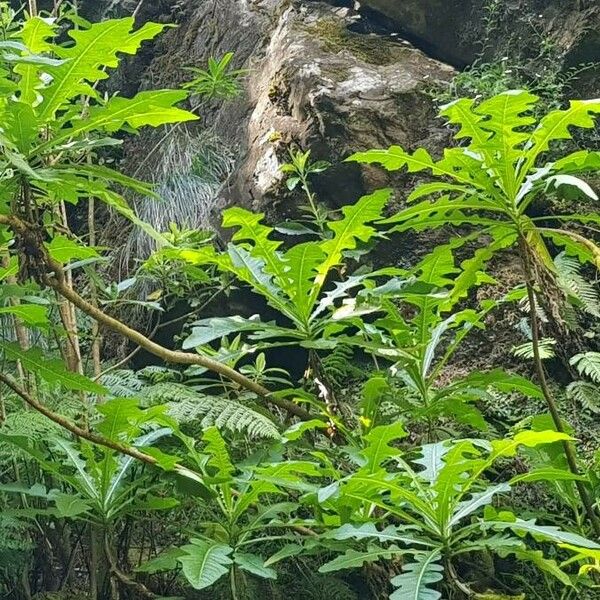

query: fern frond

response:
[139,366,183,384]
[100,369,145,398]
[555,252,600,318]
[146,383,280,439]
[512,339,556,360]
[567,381,600,413]
[321,346,362,387]
[0,514,34,552]
[570,352,600,384]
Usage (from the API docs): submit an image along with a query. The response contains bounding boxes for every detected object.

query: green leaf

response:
[203,427,234,481]
[547,174,598,201]
[413,443,451,485]
[520,99,600,179]
[149,383,281,440]
[46,235,99,263]
[449,483,511,526]
[361,422,407,472]
[62,90,197,141]
[136,548,186,573]
[312,189,391,303]
[96,398,151,440]
[38,18,166,120]
[570,353,600,384]
[264,544,304,567]
[0,482,49,498]
[282,419,328,442]
[178,539,233,590]
[460,369,543,399]
[486,519,600,549]
[324,523,434,547]
[50,437,99,500]
[0,342,106,393]
[319,544,404,573]
[509,468,586,485]
[490,430,572,460]
[182,315,267,349]
[0,304,48,326]
[234,553,277,579]
[566,381,600,413]
[283,241,326,317]
[389,549,444,600]
[222,207,287,283]
[51,493,92,518]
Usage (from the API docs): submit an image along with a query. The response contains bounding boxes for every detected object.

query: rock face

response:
[106,0,453,229]
[90,0,597,234]
[218,3,454,220]
[361,0,478,66]
[361,0,600,91]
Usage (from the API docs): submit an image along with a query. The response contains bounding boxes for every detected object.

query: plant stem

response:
[229,566,239,600]
[519,236,600,538]
[104,529,158,599]
[0,210,312,420]
[0,372,161,466]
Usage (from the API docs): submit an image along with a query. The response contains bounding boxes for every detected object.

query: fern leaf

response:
[100,369,145,398]
[570,352,600,384]
[306,575,359,600]
[566,381,600,413]
[147,383,280,439]
[555,252,600,317]
[512,338,556,360]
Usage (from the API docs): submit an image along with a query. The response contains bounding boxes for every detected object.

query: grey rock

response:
[361,0,600,84]
[125,1,453,227]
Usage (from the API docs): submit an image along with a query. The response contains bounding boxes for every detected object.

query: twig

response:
[0,212,312,421]
[96,283,229,381]
[0,372,158,466]
[104,531,158,599]
[94,320,161,381]
[132,0,147,20]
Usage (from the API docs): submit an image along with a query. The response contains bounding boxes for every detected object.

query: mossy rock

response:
[307,18,407,66]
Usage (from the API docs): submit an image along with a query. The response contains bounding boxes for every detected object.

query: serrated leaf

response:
[182,315,266,349]
[264,544,305,567]
[136,548,186,574]
[389,549,444,600]
[203,427,234,481]
[486,519,600,549]
[449,483,511,526]
[38,18,167,120]
[51,493,92,518]
[324,523,434,547]
[361,422,407,472]
[0,304,48,326]
[319,544,403,573]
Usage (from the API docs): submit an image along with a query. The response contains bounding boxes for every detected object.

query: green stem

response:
[230,566,239,600]
[519,235,600,539]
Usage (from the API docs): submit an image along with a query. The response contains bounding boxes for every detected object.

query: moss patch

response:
[307,19,403,66]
